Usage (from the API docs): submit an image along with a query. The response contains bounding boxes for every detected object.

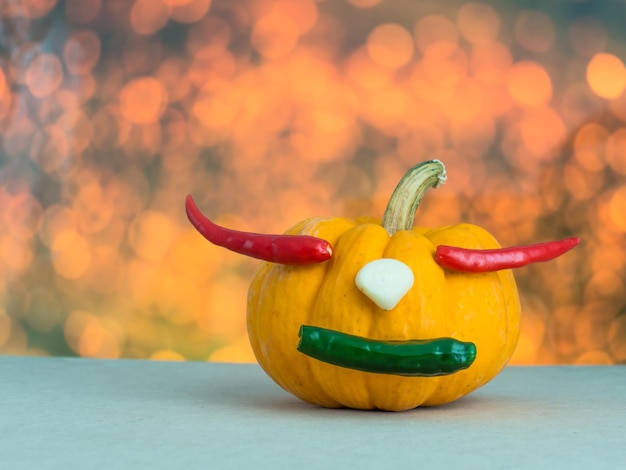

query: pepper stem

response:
[381,160,447,236]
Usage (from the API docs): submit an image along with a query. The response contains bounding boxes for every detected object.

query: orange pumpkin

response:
[244,161,521,411]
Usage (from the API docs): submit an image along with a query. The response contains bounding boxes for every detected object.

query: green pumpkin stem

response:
[381,160,447,236]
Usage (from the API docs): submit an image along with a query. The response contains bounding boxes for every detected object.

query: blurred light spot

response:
[22,0,59,18]
[129,210,174,262]
[25,53,63,98]
[444,78,484,123]
[51,231,92,279]
[198,275,248,340]
[362,87,410,131]
[346,0,382,7]
[563,161,604,201]
[574,350,613,365]
[608,186,626,232]
[507,61,552,107]
[412,50,468,106]
[130,0,170,35]
[188,45,235,87]
[163,0,194,5]
[170,0,212,23]
[251,13,299,59]
[366,23,414,69]
[0,69,7,97]
[414,15,459,57]
[271,0,318,35]
[39,205,76,247]
[0,236,34,272]
[573,123,608,172]
[605,128,626,175]
[63,30,101,76]
[509,301,546,365]
[450,114,495,157]
[346,48,394,91]
[155,58,192,103]
[4,191,43,240]
[119,77,168,125]
[65,310,121,358]
[587,53,626,99]
[457,2,501,45]
[151,349,185,361]
[74,181,114,234]
[208,335,256,363]
[65,0,102,24]
[397,126,445,165]
[187,15,232,53]
[58,109,94,154]
[569,18,608,58]
[519,107,566,159]
[514,10,556,53]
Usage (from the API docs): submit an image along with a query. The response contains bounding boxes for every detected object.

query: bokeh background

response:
[1,0,625,365]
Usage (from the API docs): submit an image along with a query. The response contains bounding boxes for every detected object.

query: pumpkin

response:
[244,160,521,411]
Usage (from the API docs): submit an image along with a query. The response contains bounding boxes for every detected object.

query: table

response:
[1,357,624,469]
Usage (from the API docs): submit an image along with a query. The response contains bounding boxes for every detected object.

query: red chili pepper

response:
[435,237,580,273]
[185,195,333,265]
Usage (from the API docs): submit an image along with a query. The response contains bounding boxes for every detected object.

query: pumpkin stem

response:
[381,160,447,236]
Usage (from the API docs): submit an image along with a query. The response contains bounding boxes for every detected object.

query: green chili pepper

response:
[297,325,476,377]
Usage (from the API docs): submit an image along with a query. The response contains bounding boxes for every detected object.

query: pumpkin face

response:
[247,218,520,411]
[187,160,576,412]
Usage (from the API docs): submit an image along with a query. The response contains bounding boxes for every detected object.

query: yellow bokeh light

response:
[587,52,626,99]
[51,231,92,280]
[151,349,186,361]
[608,186,626,232]
[128,210,174,263]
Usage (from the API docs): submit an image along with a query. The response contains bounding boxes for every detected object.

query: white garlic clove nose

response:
[355,258,414,311]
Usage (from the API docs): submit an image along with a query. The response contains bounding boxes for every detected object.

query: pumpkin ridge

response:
[310,223,389,409]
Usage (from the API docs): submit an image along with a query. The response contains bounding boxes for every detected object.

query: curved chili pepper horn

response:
[435,237,580,273]
[185,195,333,265]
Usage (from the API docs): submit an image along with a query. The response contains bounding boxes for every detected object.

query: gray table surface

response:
[1,357,625,469]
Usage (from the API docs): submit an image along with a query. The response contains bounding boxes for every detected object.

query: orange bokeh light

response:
[130,0,170,35]
[366,23,414,69]
[119,77,169,125]
[63,30,102,76]
[587,52,626,99]
[252,13,299,59]
[170,0,212,24]
[25,53,63,98]
[1,0,624,365]
[457,2,501,45]
[507,61,553,107]
[414,15,459,58]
